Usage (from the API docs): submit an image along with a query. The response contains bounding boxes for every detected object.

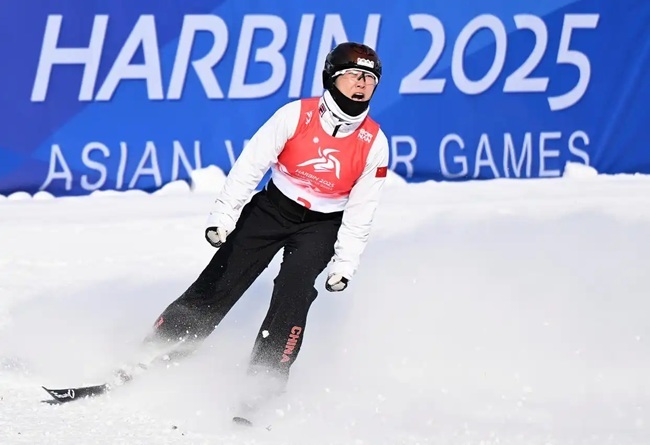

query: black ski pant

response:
[147,180,342,381]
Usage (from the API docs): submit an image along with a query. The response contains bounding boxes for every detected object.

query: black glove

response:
[325,274,349,292]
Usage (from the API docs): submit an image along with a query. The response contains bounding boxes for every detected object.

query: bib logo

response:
[358,128,374,143]
[297,148,341,179]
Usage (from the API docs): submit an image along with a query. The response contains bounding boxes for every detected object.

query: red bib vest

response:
[276,98,380,205]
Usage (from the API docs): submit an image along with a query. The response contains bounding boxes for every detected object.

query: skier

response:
[141,42,389,402]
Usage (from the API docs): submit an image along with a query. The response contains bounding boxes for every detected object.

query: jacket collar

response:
[318,90,369,137]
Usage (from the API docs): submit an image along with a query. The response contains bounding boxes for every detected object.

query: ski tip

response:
[232,416,272,431]
[41,383,109,403]
[42,386,77,402]
[232,416,254,427]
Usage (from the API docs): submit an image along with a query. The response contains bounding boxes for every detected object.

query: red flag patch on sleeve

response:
[375,166,388,178]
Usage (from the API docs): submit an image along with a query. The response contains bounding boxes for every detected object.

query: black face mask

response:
[328,84,370,117]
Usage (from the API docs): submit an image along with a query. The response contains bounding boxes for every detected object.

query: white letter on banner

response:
[311,14,381,97]
[229,15,287,99]
[452,14,507,95]
[568,131,590,165]
[129,141,162,188]
[32,15,108,102]
[224,139,250,168]
[168,15,228,100]
[503,133,533,178]
[171,141,199,181]
[548,14,600,111]
[96,15,163,101]
[390,136,417,179]
[399,14,446,94]
[440,134,467,178]
[116,142,128,189]
[474,134,499,178]
[503,15,550,93]
[80,142,109,190]
[539,131,562,177]
[40,144,73,191]
[288,14,315,98]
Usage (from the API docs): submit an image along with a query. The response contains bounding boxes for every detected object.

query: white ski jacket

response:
[207,90,389,279]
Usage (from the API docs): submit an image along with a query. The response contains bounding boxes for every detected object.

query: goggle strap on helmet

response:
[332,68,379,85]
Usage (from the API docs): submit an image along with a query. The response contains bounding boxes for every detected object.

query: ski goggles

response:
[333,68,379,86]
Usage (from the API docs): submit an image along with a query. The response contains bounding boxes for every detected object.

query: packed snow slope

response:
[1,164,649,444]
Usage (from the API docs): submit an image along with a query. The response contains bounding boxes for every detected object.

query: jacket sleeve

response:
[327,130,390,279]
[206,100,300,232]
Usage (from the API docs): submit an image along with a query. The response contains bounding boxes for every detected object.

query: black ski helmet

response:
[322,42,382,90]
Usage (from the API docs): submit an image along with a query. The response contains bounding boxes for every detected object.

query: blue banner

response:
[1,0,649,196]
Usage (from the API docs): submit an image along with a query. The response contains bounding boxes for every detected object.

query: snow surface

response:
[1,164,649,444]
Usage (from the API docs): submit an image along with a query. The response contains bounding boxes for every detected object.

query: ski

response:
[232,416,272,431]
[41,366,143,404]
[231,393,279,431]
[232,416,255,427]
[42,384,109,403]
[41,339,190,404]
[41,367,134,403]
